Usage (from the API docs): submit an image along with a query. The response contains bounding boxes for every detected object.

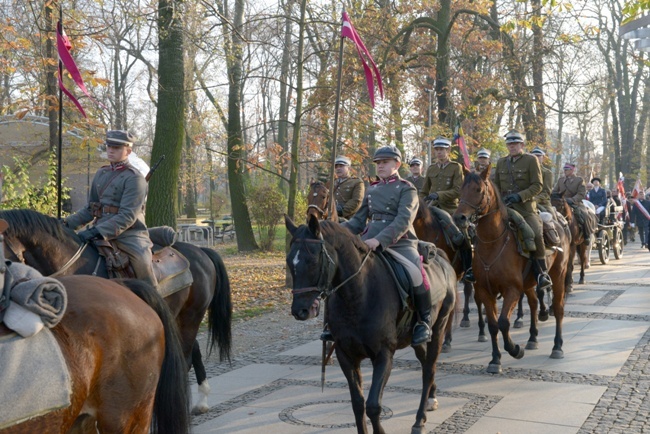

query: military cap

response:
[409,158,423,166]
[530,147,545,156]
[334,156,351,166]
[433,136,452,148]
[591,177,602,183]
[563,162,576,170]
[476,148,491,158]
[504,130,525,144]
[106,130,135,147]
[373,145,402,162]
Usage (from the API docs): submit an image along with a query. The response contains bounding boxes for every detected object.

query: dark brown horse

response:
[453,169,570,373]
[306,180,338,222]
[286,216,455,434]
[0,275,189,434]
[0,209,231,414]
[551,193,589,288]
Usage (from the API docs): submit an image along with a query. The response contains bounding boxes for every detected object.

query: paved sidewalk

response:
[191,247,650,433]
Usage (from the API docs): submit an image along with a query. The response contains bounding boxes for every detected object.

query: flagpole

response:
[57,4,63,219]
[328,18,346,218]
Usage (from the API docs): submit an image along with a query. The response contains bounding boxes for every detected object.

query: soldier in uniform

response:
[333,156,364,220]
[552,163,593,241]
[419,136,474,282]
[473,148,491,173]
[406,158,425,191]
[494,130,552,291]
[343,145,432,346]
[64,130,157,289]
[530,147,554,214]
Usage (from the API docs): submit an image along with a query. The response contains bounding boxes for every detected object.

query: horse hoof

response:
[526,341,539,350]
[411,426,426,434]
[441,343,451,353]
[513,345,525,359]
[538,311,549,322]
[191,404,209,415]
[460,319,470,328]
[514,319,524,328]
[426,397,439,411]
[550,349,564,359]
[487,363,502,374]
[578,278,585,284]
[478,334,488,343]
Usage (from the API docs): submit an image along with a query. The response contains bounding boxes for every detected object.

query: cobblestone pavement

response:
[192,246,650,433]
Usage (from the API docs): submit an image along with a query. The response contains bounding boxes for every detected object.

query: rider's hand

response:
[364,238,381,251]
[425,192,439,202]
[566,198,575,205]
[77,227,102,243]
[336,204,343,215]
[503,193,521,206]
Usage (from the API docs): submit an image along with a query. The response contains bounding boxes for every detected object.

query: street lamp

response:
[424,88,433,167]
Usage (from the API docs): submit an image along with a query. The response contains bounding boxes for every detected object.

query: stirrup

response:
[537,274,552,292]
[411,321,431,346]
[464,267,476,283]
[320,330,333,342]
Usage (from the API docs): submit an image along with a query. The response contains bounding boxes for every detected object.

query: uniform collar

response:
[510,153,523,162]
[379,174,399,184]
[437,160,449,168]
[110,159,129,171]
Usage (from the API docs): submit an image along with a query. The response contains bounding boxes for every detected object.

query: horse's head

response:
[550,192,569,216]
[306,181,335,222]
[454,167,497,229]
[285,214,337,321]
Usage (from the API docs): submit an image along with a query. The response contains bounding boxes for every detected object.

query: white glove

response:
[596,206,605,214]
[631,223,635,228]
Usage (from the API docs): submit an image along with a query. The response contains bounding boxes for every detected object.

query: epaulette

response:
[400,178,415,188]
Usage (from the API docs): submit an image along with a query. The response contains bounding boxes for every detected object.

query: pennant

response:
[453,123,471,171]
[341,12,384,108]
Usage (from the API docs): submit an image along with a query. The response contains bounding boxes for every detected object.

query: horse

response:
[306,180,338,222]
[0,274,190,434]
[453,168,570,373]
[0,209,232,414]
[551,192,589,288]
[286,216,456,434]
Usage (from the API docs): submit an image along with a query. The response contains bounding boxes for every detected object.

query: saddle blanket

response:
[0,328,71,429]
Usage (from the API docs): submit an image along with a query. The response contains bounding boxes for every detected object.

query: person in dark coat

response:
[588,177,608,223]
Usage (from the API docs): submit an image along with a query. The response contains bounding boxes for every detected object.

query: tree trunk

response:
[531,0,546,148]
[435,0,451,124]
[277,0,293,193]
[146,0,185,227]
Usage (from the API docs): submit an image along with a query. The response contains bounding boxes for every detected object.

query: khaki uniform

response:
[552,176,586,204]
[494,153,545,258]
[406,175,425,192]
[66,160,155,286]
[419,161,463,214]
[334,176,364,219]
[536,166,554,211]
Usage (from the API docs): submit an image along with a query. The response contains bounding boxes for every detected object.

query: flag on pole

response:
[617,173,626,198]
[453,123,471,171]
[341,12,384,108]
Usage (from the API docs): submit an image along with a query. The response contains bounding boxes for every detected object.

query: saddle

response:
[507,209,561,258]
[429,206,466,248]
[93,226,193,298]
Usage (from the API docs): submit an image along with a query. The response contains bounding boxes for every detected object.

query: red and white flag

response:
[631,179,650,220]
[341,12,384,108]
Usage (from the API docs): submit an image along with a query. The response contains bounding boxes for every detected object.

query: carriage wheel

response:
[598,230,610,265]
[613,227,624,259]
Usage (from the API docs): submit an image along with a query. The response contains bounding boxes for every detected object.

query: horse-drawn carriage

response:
[593,199,624,264]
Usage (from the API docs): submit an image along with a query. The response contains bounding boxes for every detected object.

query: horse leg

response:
[442,307,453,353]
[475,290,487,342]
[498,291,525,361]
[523,287,540,350]
[550,265,567,359]
[479,294,502,373]
[366,350,393,434]
[566,244,576,293]
[460,281,473,327]
[336,348,367,434]
[514,293,525,328]
[191,340,211,414]
[578,242,586,284]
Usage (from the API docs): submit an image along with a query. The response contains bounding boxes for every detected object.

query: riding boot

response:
[320,326,333,342]
[411,288,432,346]
[532,258,553,292]
[460,247,475,283]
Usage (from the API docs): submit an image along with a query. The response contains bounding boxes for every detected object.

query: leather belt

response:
[91,202,120,218]
[371,213,394,221]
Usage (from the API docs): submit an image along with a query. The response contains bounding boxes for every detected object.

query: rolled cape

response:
[7,263,67,328]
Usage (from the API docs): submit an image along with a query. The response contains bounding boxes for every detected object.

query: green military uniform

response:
[406,174,425,192]
[536,166,554,211]
[494,153,545,258]
[419,161,463,214]
[552,176,586,204]
[334,176,364,219]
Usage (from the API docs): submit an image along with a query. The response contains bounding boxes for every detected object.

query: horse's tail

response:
[119,278,191,434]
[200,247,233,362]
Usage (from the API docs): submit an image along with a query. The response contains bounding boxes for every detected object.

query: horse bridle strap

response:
[50,242,90,277]
[291,237,336,297]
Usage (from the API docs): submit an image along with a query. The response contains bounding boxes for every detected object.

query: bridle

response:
[2,234,90,277]
[290,234,371,299]
[307,183,330,220]
[459,179,496,222]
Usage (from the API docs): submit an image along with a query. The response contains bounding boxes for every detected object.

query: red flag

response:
[341,12,384,108]
[453,123,471,171]
[617,173,626,198]
[632,178,643,199]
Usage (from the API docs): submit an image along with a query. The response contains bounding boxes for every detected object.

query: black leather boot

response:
[320,327,333,342]
[460,247,475,283]
[412,288,432,346]
[533,258,552,292]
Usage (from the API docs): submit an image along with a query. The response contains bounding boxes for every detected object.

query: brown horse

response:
[0,275,189,434]
[0,209,231,414]
[551,192,589,288]
[306,180,338,222]
[453,169,570,373]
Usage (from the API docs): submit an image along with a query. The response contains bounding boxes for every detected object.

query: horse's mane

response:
[415,197,434,225]
[319,220,369,254]
[0,209,72,243]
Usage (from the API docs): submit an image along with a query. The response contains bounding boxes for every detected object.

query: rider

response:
[493,130,552,292]
[419,136,474,282]
[63,130,158,289]
[552,163,592,242]
[588,177,608,223]
[530,147,554,215]
[473,148,491,174]
[343,145,432,346]
[406,158,425,192]
[333,156,364,220]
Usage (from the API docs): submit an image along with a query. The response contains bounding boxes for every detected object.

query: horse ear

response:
[0,219,8,234]
[481,165,491,181]
[462,165,470,177]
[285,214,298,236]
[307,214,321,237]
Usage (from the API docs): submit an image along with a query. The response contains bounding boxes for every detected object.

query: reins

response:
[50,242,90,277]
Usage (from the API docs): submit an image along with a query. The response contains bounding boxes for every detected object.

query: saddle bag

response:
[94,240,132,277]
[542,219,560,247]
[417,241,437,265]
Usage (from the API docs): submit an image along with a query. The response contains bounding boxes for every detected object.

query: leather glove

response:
[336,204,343,215]
[503,193,522,206]
[566,198,575,205]
[77,227,102,243]
[425,192,439,201]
